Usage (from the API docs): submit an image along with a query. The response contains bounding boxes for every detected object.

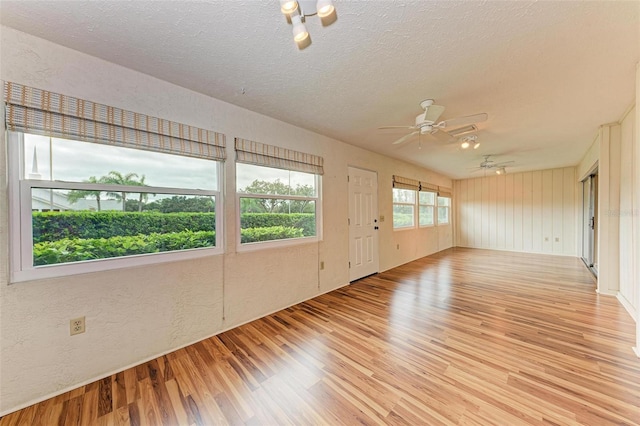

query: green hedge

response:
[240,213,315,236]
[33,226,305,266]
[33,211,216,243]
[33,230,216,266]
[33,211,316,243]
[240,226,303,243]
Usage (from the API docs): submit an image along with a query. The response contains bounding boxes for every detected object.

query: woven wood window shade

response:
[4,81,226,161]
[235,138,324,175]
[420,181,438,192]
[392,175,420,190]
[438,186,453,198]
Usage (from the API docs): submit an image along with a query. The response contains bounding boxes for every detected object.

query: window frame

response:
[418,190,436,228]
[392,187,417,230]
[235,164,322,251]
[392,185,452,231]
[437,196,451,225]
[8,131,224,283]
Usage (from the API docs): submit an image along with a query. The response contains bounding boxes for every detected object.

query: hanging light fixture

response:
[280,0,298,14]
[279,0,337,49]
[291,14,309,43]
[496,167,506,175]
[316,0,335,17]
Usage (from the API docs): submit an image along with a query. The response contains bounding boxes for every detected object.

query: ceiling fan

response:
[379,99,488,146]
[471,155,515,174]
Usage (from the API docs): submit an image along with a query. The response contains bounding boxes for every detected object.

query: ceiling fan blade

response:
[378,125,415,130]
[440,113,488,129]
[494,161,515,166]
[392,131,419,145]
[424,104,445,123]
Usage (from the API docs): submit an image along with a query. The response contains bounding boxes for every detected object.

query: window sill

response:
[11,246,223,283]
[393,226,416,232]
[236,236,320,252]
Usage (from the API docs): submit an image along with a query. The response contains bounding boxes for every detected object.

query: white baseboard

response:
[616,292,638,322]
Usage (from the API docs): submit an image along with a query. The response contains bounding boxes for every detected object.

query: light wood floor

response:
[2,248,639,425]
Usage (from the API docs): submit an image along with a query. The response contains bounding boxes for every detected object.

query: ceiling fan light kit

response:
[279,0,337,49]
[459,135,479,150]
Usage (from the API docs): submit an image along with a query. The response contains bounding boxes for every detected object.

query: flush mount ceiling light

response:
[279,0,337,50]
[496,167,507,175]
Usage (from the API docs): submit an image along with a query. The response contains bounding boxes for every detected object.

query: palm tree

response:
[135,174,154,212]
[66,176,104,211]
[103,171,139,211]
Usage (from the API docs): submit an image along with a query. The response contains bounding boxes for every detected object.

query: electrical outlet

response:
[320,261,325,270]
[380,215,385,222]
[397,244,400,249]
[70,317,85,336]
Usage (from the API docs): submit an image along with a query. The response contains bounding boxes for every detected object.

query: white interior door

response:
[348,167,379,281]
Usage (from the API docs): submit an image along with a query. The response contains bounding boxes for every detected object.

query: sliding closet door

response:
[581,173,598,275]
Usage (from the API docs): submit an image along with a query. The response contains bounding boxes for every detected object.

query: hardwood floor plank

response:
[97,376,113,417]
[2,248,639,425]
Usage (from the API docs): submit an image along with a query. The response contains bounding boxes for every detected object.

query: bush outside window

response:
[236,163,320,246]
[10,133,222,282]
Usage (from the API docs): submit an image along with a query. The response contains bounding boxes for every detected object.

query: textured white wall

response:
[0,26,452,414]
[454,167,577,256]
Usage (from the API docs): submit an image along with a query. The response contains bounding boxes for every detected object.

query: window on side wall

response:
[235,138,323,248]
[437,196,451,225]
[392,175,452,230]
[5,82,225,282]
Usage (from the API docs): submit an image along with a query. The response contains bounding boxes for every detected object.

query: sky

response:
[23,135,316,197]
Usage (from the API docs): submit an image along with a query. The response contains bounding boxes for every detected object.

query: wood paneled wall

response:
[454,167,577,256]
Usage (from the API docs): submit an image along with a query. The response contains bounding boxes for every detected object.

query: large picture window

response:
[9,134,222,281]
[5,82,225,282]
[235,138,322,247]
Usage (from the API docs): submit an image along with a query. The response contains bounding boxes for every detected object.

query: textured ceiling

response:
[1,1,638,179]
